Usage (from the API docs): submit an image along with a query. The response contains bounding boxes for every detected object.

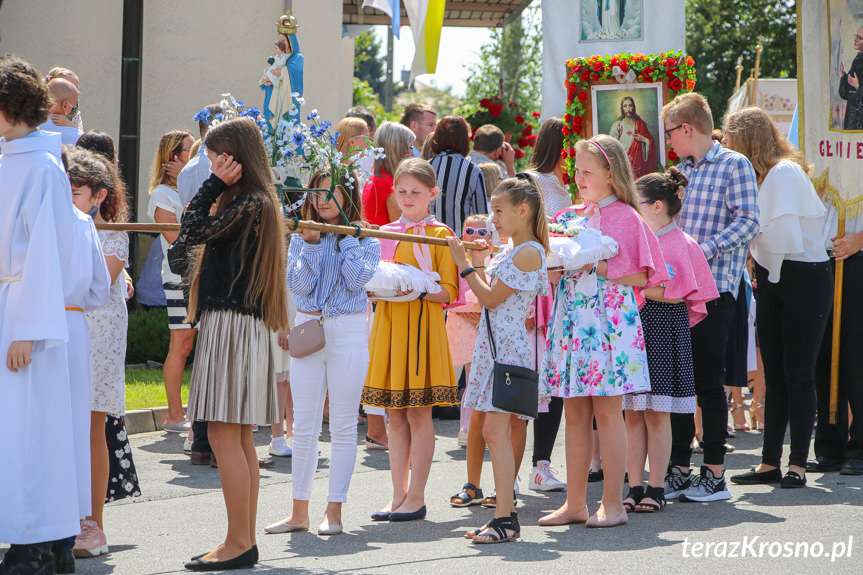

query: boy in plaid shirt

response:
[660,93,759,502]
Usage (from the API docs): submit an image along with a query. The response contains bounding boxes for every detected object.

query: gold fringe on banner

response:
[813,168,863,221]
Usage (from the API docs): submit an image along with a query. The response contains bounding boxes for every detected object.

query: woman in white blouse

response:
[724,107,832,489]
[523,117,572,218]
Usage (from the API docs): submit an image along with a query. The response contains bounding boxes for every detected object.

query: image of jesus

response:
[610,96,656,178]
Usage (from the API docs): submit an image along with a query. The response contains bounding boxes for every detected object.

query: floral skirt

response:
[106,416,141,502]
[540,272,650,398]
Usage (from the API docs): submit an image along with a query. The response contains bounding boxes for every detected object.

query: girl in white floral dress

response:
[68,148,131,558]
[447,177,549,544]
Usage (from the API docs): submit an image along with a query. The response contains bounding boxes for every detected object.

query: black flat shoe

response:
[587,469,604,482]
[840,458,863,475]
[370,510,390,521]
[730,468,782,485]
[806,457,844,472]
[781,471,807,488]
[54,548,75,574]
[389,505,427,522]
[185,546,257,571]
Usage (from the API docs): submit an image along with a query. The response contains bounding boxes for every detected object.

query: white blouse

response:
[525,170,572,218]
[750,160,829,283]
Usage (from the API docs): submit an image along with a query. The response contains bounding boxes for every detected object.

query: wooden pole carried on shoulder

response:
[95,220,487,250]
[830,218,845,424]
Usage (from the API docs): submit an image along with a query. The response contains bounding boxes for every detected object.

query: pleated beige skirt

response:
[187,309,278,425]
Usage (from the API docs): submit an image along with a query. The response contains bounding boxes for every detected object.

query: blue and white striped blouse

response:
[287,234,381,317]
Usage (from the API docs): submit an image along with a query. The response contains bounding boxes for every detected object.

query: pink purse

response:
[288,281,338,358]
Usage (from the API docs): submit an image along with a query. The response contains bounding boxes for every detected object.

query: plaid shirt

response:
[676,142,759,295]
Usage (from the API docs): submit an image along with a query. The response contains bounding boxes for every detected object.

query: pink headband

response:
[588,140,611,166]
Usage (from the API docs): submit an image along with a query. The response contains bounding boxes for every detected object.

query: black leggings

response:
[532,396,563,465]
[756,260,833,468]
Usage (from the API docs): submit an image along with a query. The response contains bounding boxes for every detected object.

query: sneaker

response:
[269,439,293,457]
[678,466,732,502]
[529,461,566,492]
[73,519,109,558]
[457,429,468,448]
[162,421,190,433]
[183,438,192,452]
[664,465,693,498]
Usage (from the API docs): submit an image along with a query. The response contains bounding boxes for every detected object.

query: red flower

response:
[562,126,571,137]
[664,57,678,67]
[686,79,696,91]
[573,64,582,73]
[669,77,683,91]
[668,149,679,162]
[509,102,519,108]
[517,136,529,148]
[527,134,537,146]
[514,148,526,159]
[563,113,572,124]
[573,116,583,131]
[591,73,601,81]
[522,124,533,136]
[686,56,695,66]
[581,70,590,81]
[577,90,588,103]
[515,114,525,123]
[562,172,571,185]
[532,111,541,118]
[479,98,491,108]
[666,68,679,79]
[567,82,577,98]
[489,103,504,118]
[619,60,629,73]
[643,66,655,77]
[593,61,604,72]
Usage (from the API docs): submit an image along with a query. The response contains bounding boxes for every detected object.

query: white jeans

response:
[290,312,368,502]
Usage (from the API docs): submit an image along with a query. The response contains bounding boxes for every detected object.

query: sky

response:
[372,25,492,96]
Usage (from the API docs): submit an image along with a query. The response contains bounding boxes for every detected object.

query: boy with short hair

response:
[660,92,759,503]
[0,56,85,574]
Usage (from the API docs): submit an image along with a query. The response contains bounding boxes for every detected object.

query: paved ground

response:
[3,417,862,574]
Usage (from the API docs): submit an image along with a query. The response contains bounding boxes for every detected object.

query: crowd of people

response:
[1,54,862,575]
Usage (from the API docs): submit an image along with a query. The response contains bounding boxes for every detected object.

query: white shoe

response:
[529,461,566,492]
[269,440,293,457]
[457,429,468,447]
[183,438,192,452]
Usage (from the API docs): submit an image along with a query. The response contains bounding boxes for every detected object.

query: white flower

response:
[117,430,127,441]
[120,458,131,469]
[115,449,125,458]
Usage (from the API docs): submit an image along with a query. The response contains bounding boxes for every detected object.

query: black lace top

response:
[178,174,264,318]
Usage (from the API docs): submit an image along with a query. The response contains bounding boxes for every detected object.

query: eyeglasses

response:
[664,124,684,139]
[464,227,490,237]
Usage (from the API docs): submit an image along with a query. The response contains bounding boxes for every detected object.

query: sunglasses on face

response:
[464,227,490,237]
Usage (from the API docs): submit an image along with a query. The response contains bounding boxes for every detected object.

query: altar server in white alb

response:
[0,57,93,574]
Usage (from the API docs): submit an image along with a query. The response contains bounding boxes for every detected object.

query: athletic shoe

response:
[457,429,468,448]
[162,421,190,433]
[269,439,293,457]
[529,461,566,492]
[183,438,192,452]
[73,519,108,558]
[664,465,693,498]
[678,466,732,502]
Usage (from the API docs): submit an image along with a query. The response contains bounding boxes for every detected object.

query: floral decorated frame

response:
[560,50,697,198]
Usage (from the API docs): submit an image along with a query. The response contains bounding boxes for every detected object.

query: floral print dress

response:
[462,241,549,417]
[540,202,663,398]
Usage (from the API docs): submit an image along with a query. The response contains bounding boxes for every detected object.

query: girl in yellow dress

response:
[363,158,460,522]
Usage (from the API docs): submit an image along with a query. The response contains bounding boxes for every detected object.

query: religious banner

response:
[559,50,697,196]
[540,0,685,117]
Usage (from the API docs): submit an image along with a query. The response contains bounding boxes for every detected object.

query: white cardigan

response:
[750,160,828,283]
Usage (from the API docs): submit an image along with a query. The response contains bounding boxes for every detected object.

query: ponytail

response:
[494,176,550,254]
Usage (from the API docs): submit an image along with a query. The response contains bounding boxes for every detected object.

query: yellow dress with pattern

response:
[362,225,460,408]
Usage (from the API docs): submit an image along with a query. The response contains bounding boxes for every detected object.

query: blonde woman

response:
[477,163,500,200]
[361,121,415,226]
[724,107,831,488]
[145,129,195,433]
[335,117,372,189]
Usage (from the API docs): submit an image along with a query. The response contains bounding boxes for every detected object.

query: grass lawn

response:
[125,367,191,411]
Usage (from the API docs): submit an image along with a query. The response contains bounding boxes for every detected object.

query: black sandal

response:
[471,513,520,544]
[464,521,489,539]
[635,486,666,513]
[450,483,484,507]
[622,485,644,512]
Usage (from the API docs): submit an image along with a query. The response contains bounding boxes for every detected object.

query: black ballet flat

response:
[185,545,257,571]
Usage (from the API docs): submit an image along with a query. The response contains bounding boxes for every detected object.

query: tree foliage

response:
[686,0,797,125]
[464,2,543,110]
[354,30,385,96]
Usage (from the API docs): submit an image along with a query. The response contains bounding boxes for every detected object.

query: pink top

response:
[555,196,668,305]
[656,223,719,327]
[379,215,467,308]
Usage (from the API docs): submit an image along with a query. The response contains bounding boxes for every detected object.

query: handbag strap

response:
[484,308,497,361]
[319,277,339,325]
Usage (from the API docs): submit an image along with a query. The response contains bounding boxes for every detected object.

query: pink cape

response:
[379,217,467,309]
[555,200,668,306]
[659,226,719,327]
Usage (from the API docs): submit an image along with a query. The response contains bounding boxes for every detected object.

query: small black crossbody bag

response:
[485,308,539,419]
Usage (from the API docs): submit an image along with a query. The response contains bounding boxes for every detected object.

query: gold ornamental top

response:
[278,11,299,35]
